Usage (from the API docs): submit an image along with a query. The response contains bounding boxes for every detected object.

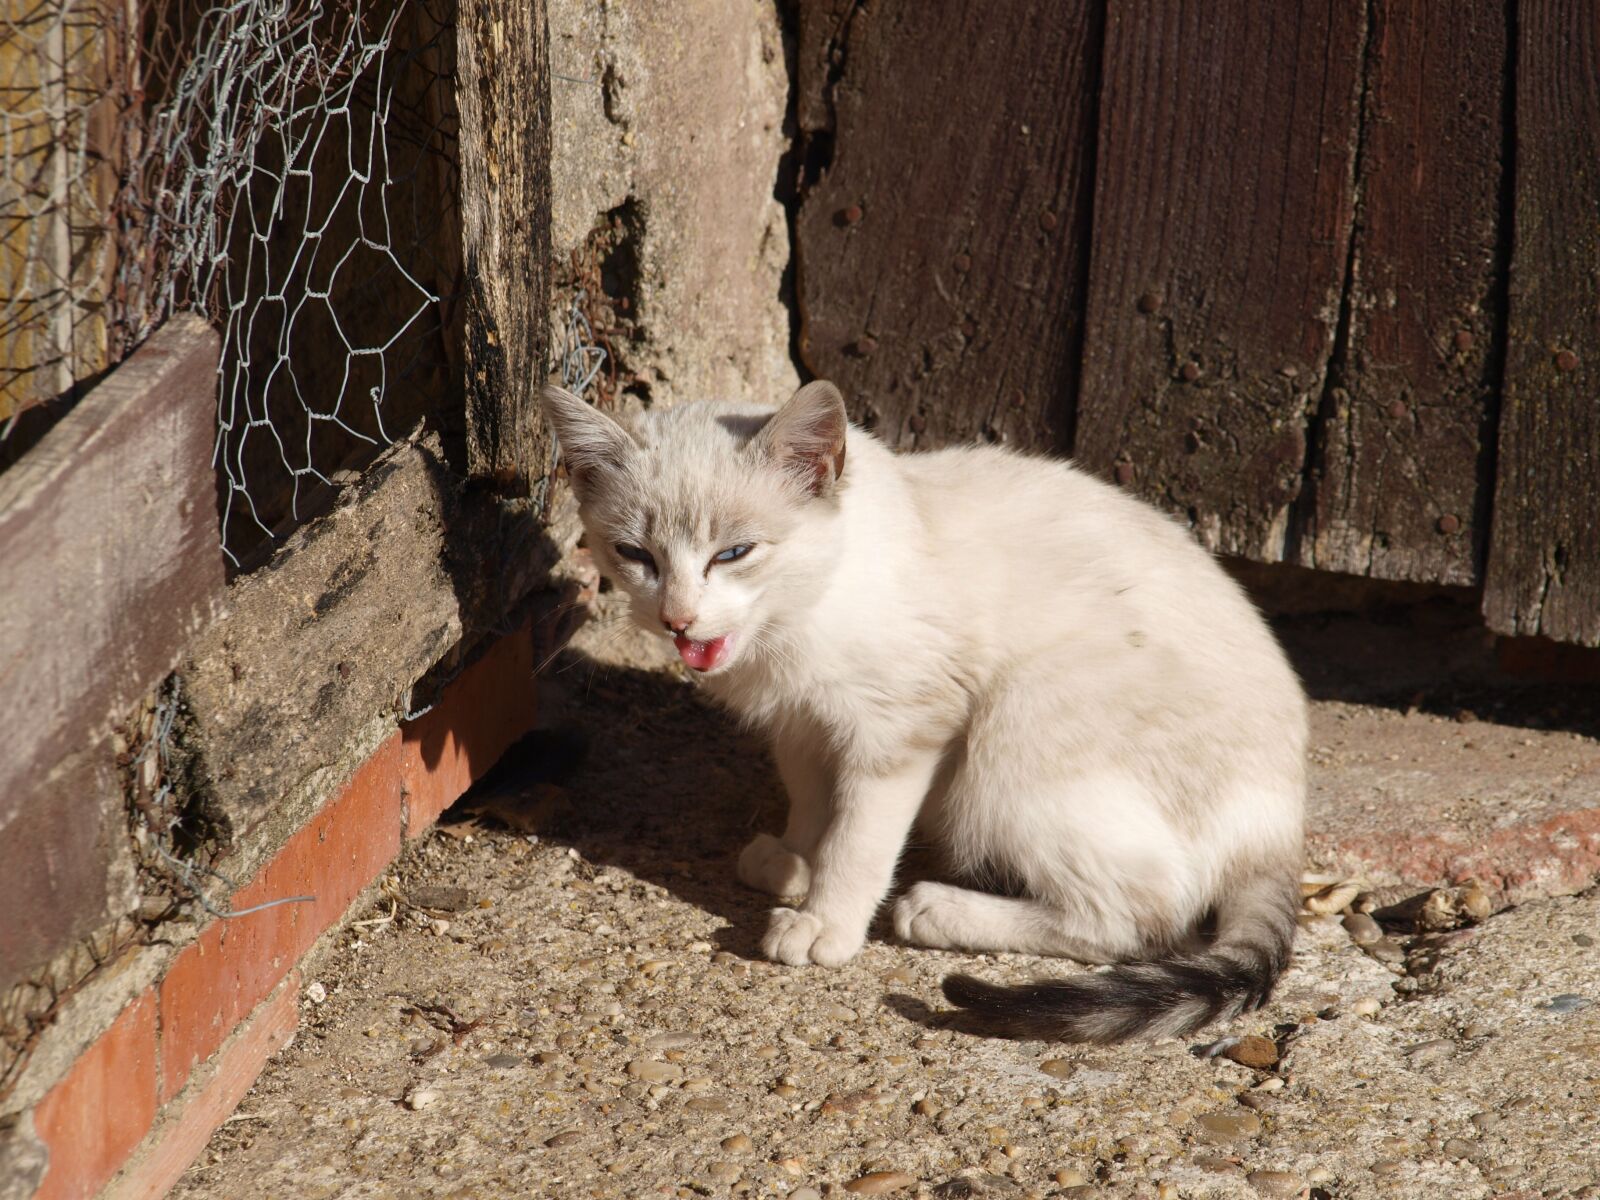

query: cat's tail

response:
[939,871,1299,1044]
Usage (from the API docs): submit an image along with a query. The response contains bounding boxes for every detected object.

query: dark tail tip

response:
[942,973,1009,1010]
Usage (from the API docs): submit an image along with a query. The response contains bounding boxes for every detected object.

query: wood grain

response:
[793,0,1100,451]
[1074,0,1365,560]
[1299,0,1506,586]
[0,314,224,990]
[457,0,553,494]
[1484,0,1600,645]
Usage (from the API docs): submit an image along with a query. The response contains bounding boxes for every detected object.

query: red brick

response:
[32,989,158,1200]
[401,621,538,837]
[159,737,403,1101]
[108,974,299,1200]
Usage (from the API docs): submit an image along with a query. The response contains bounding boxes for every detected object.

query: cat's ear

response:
[756,380,848,496]
[539,384,637,501]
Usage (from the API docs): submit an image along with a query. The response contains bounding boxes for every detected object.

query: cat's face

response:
[539,382,848,675]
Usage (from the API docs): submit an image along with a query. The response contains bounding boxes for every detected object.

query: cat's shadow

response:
[454,646,955,968]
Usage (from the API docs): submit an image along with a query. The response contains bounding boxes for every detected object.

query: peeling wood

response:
[457,0,553,494]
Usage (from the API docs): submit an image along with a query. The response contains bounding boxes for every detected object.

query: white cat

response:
[540,380,1306,1042]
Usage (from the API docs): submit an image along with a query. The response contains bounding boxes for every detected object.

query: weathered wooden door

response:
[791,0,1598,648]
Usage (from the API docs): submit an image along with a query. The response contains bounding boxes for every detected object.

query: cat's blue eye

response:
[712,543,754,564]
[615,543,656,571]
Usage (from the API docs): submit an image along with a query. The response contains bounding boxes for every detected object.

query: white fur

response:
[540,382,1307,972]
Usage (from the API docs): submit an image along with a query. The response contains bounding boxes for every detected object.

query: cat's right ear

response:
[539,384,637,502]
[756,380,848,497]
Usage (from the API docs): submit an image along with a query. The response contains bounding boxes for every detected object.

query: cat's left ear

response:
[756,380,848,496]
[539,384,637,502]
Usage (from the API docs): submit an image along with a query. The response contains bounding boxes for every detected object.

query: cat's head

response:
[539,380,850,675]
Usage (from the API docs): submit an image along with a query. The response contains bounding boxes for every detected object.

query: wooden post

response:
[455,0,553,496]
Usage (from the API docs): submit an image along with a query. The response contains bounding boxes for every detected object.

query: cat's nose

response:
[661,612,695,635]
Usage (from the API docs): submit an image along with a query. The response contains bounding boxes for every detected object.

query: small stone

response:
[1136,291,1161,313]
[626,1060,684,1083]
[1454,329,1475,352]
[639,959,674,977]
[1181,361,1201,381]
[840,204,863,225]
[1351,997,1382,1017]
[305,980,327,1004]
[776,1157,805,1175]
[483,1053,523,1069]
[1039,1058,1075,1079]
[1220,1035,1278,1070]
[844,1170,918,1194]
[707,1162,740,1183]
[645,1032,696,1051]
[913,1098,942,1117]
[1304,881,1360,914]
[685,1096,732,1113]
[822,1003,859,1023]
[1404,1039,1455,1067]
[405,1088,439,1111]
[1458,881,1493,920]
[721,1134,754,1153]
[1365,937,1405,964]
[1246,1170,1304,1197]
[1371,1160,1402,1176]
[1543,993,1591,1014]
[1342,913,1382,944]
[1573,932,1595,947]
[545,1130,583,1148]
[1555,348,1579,371]
[1442,1137,1477,1160]
[1195,1111,1262,1143]
[1470,1111,1502,1133]
[1053,1170,1088,1187]
[789,1190,822,1200]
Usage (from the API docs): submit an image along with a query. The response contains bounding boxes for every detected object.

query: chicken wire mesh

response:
[130,0,461,565]
[2,0,462,566]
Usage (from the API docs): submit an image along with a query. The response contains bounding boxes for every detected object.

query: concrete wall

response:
[548,0,798,409]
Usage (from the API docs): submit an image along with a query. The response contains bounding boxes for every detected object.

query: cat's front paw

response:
[762,907,863,967]
[737,833,811,897]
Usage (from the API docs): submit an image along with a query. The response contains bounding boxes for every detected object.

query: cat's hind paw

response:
[737,834,811,897]
[762,907,863,967]
[892,881,969,950]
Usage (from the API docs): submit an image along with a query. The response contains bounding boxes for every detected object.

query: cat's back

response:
[886,441,1298,702]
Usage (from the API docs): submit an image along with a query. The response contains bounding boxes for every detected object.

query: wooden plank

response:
[1299,0,1506,586]
[1074,1,1366,559]
[0,314,224,990]
[1484,0,1600,646]
[793,0,1100,451]
[457,0,553,493]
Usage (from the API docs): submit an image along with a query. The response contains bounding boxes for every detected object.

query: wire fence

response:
[3,0,461,565]
[0,0,122,430]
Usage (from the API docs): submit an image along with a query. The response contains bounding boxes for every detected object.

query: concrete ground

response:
[171,596,1600,1200]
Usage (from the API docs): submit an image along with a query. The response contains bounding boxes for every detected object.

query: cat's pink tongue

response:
[674,633,731,672]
